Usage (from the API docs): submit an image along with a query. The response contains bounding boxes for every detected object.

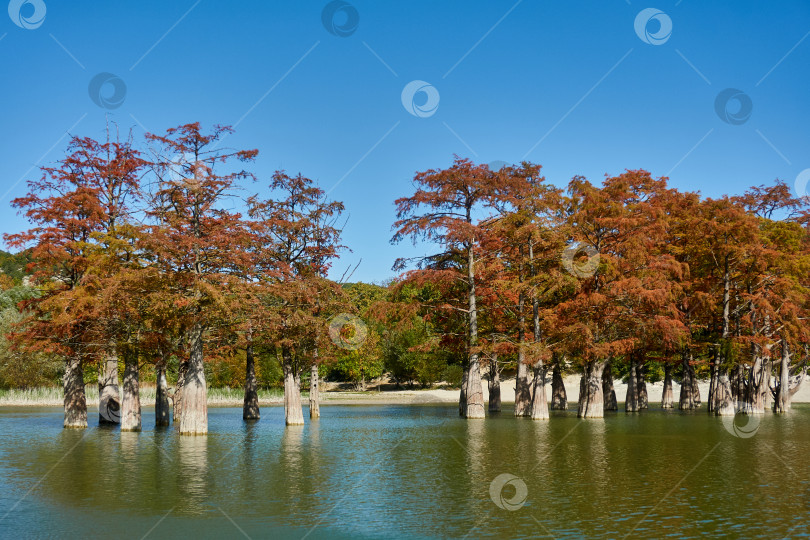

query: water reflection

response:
[176,436,209,515]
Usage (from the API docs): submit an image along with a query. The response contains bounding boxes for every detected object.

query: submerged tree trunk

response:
[243,343,260,421]
[514,361,530,417]
[637,362,648,410]
[121,354,142,432]
[463,243,485,420]
[661,363,674,408]
[774,338,791,413]
[530,363,549,420]
[174,358,188,423]
[98,350,120,425]
[602,361,618,411]
[747,353,767,415]
[550,359,567,410]
[708,353,718,413]
[283,347,304,426]
[488,354,501,412]
[679,351,698,410]
[459,361,469,416]
[626,356,639,413]
[155,364,171,427]
[714,372,735,416]
[310,362,320,419]
[177,324,208,435]
[578,360,606,418]
[64,355,87,429]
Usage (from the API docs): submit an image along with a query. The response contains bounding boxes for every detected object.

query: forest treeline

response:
[3,122,809,434]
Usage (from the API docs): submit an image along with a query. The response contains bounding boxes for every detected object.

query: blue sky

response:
[1,0,809,283]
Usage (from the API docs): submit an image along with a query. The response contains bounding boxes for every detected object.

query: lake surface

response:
[0,404,808,539]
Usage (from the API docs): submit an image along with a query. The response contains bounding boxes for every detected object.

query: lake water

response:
[0,404,808,539]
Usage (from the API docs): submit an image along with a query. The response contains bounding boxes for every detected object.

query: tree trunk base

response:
[64,356,87,429]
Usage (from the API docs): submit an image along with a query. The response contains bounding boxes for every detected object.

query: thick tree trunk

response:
[678,351,698,410]
[243,343,260,421]
[488,354,501,413]
[459,362,469,416]
[530,363,549,420]
[708,353,718,413]
[774,338,791,413]
[625,357,639,413]
[310,362,320,419]
[177,324,208,435]
[550,359,567,410]
[463,243,485,420]
[637,362,648,410]
[155,364,171,427]
[121,354,142,432]
[283,347,304,426]
[98,351,120,425]
[714,372,735,416]
[174,358,188,423]
[514,361,531,417]
[747,353,767,414]
[732,364,746,412]
[602,361,618,411]
[661,363,674,408]
[578,360,606,418]
[63,355,87,429]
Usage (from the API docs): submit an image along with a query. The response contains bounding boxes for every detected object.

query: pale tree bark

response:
[177,324,208,435]
[550,357,567,410]
[578,360,606,418]
[121,354,141,432]
[488,354,501,413]
[243,343,260,421]
[283,347,304,426]
[310,361,320,419]
[463,243,485,419]
[637,362,648,410]
[714,373,735,416]
[602,361,618,411]
[746,350,767,415]
[98,349,120,425]
[661,363,674,408]
[530,363,549,420]
[155,363,171,427]
[774,338,791,413]
[63,355,87,429]
[514,284,530,417]
[174,358,188,423]
[708,351,719,413]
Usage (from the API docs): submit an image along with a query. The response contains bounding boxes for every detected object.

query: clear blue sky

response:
[1,0,808,283]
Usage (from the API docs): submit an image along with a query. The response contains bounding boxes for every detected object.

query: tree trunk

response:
[679,351,697,410]
[638,363,648,410]
[464,243,485,419]
[174,358,188,423]
[98,350,120,425]
[459,361,469,416]
[602,361,618,411]
[155,364,171,427]
[550,358,567,410]
[514,361,530,417]
[177,324,208,435]
[530,363,549,420]
[774,338,791,413]
[283,347,304,426]
[310,362,320,419]
[625,357,639,413]
[243,343,260,421]
[661,363,674,408]
[121,354,141,432]
[708,352,718,413]
[747,353,767,415]
[63,355,87,429]
[578,360,606,418]
[714,372,735,416]
[488,354,501,413]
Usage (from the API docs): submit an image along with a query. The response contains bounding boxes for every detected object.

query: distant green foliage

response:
[0,250,31,284]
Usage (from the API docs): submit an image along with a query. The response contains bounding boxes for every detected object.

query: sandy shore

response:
[2,375,808,407]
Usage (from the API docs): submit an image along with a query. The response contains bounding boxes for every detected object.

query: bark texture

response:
[174,359,188,423]
[243,343,260,421]
[155,364,171,427]
[63,355,87,429]
[309,362,320,419]
[661,363,674,408]
[459,362,469,416]
[625,357,639,413]
[98,351,121,425]
[602,361,618,411]
[121,355,142,432]
[774,339,791,413]
[283,348,304,426]
[177,325,208,435]
[550,360,567,410]
[714,372,735,416]
[637,363,648,410]
[530,364,549,420]
[578,360,606,418]
[488,355,501,413]
[514,361,531,417]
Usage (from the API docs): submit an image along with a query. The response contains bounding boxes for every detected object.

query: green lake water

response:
[0,404,808,539]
